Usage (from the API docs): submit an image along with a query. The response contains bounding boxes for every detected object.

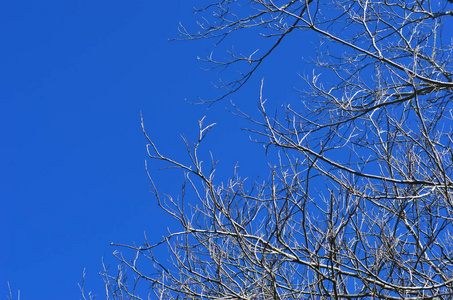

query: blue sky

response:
[1,1,310,299]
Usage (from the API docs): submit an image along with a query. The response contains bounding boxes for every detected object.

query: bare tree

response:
[96,0,453,299]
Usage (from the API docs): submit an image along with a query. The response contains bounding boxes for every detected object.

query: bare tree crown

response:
[90,1,453,299]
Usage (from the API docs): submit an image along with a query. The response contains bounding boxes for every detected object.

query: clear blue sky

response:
[2,1,309,299]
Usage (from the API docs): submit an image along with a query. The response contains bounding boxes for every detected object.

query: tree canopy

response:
[86,1,453,299]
